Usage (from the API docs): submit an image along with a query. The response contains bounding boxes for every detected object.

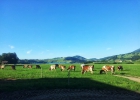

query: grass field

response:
[0,64,140,92]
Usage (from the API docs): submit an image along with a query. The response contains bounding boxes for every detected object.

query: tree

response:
[0,53,19,64]
[132,55,140,61]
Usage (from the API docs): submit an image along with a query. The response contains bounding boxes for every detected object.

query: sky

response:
[0,0,140,59]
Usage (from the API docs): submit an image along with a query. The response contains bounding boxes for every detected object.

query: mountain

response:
[100,48,140,63]
[19,48,140,64]
[72,55,86,60]
[87,58,99,61]
[131,48,140,53]
[64,55,86,63]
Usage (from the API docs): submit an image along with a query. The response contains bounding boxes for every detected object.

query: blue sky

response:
[0,0,140,59]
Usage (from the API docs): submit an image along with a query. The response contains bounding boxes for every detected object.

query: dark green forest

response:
[0,53,19,64]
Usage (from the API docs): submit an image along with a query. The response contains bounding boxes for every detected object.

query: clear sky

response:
[0,0,140,59]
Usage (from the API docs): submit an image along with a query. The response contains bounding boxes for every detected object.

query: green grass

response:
[0,64,140,92]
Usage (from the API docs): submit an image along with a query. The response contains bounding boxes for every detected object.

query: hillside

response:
[18,48,140,64]
[131,48,140,53]
[100,48,140,63]
[45,55,86,63]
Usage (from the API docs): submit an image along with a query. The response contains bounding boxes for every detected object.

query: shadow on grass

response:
[0,77,140,100]
[0,77,139,92]
[120,73,126,75]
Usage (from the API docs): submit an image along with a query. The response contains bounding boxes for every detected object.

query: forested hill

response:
[18,48,140,64]
[131,48,140,53]
[100,48,140,63]
[1,48,140,64]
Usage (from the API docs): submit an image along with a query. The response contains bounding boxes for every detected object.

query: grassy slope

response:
[0,64,140,92]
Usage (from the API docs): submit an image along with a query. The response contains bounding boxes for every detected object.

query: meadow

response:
[0,64,140,92]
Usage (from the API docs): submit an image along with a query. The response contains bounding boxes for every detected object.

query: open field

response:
[0,64,140,92]
[0,64,140,100]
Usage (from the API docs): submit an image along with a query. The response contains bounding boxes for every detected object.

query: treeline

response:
[18,59,47,64]
[1,52,140,64]
[0,53,19,64]
[0,53,48,64]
